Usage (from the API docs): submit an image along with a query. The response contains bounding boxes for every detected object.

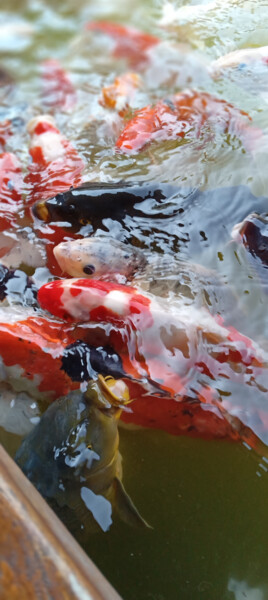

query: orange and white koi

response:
[100,72,142,116]
[115,90,258,154]
[86,21,159,69]
[41,59,77,112]
[0,152,23,232]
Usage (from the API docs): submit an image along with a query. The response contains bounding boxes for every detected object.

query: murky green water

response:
[1,1,268,599]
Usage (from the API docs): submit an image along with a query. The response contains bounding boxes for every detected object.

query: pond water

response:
[1,1,268,599]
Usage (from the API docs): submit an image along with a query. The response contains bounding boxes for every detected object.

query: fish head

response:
[232,212,268,264]
[15,378,129,490]
[53,236,146,279]
[56,376,131,481]
[32,189,81,227]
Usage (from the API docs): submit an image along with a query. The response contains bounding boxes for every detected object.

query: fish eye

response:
[83,264,96,275]
[87,443,92,450]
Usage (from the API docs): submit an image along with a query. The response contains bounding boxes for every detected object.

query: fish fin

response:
[112,477,152,529]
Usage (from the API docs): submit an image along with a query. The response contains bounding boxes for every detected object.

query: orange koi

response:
[86,21,159,69]
[100,72,142,116]
[115,90,257,154]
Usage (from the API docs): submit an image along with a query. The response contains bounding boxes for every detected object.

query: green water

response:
[1,1,268,599]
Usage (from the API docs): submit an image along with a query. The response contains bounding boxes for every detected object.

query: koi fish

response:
[32,184,268,262]
[37,277,268,454]
[100,72,142,116]
[86,21,159,69]
[41,59,77,112]
[53,237,146,281]
[115,90,256,154]
[25,114,85,273]
[37,277,266,380]
[0,152,23,232]
[32,180,179,229]
[15,376,149,532]
[61,340,126,382]
[232,212,268,286]
[0,304,127,400]
[25,114,85,205]
[210,46,268,78]
[53,236,238,318]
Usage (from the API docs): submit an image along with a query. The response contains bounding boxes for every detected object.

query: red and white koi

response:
[86,21,159,70]
[37,277,266,378]
[0,152,23,232]
[25,114,84,204]
[24,114,85,273]
[37,277,268,453]
[115,90,258,154]
[41,59,77,112]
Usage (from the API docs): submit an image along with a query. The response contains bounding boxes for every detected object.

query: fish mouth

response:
[98,375,131,407]
[32,200,50,222]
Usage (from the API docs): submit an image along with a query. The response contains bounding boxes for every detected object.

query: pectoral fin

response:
[112,477,152,529]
